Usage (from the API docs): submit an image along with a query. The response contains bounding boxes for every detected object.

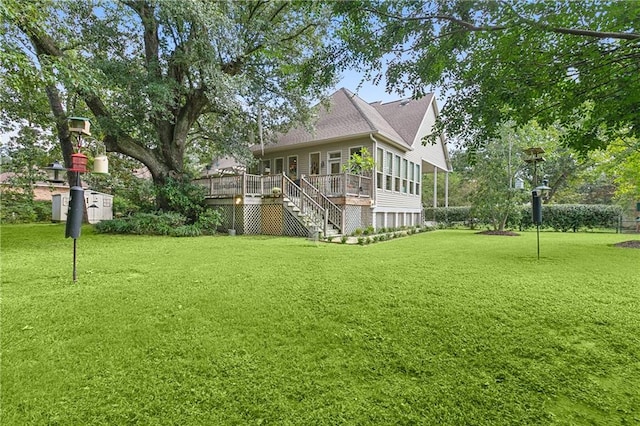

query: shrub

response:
[357,236,365,245]
[171,224,202,237]
[519,204,623,231]
[195,208,222,235]
[95,212,188,236]
[0,192,36,223]
[341,235,348,244]
[155,177,207,222]
[424,206,473,227]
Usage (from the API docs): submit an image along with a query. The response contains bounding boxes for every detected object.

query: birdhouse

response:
[68,116,91,136]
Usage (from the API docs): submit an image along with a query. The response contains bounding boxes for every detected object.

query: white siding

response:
[256,137,373,178]
[373,140,423,211]
[411,102,449,171]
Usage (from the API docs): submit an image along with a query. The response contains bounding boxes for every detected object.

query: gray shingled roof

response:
[370,93,434,146]
[260,88,434,152]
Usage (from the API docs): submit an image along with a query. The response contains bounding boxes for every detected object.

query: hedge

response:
[426,205,623,232]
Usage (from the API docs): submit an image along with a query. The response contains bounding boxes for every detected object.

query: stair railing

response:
[300,176,344,234]
[282,175,328,235]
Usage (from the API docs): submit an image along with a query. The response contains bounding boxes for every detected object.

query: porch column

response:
[433,167,438,208]
[445,171,449,208]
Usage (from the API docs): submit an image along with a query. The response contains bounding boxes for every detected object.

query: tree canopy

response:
[336,1,640,154]
[1,0,341,205]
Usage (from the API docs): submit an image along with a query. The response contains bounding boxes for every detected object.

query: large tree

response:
[1,0,340,207]
[336,1,640,154]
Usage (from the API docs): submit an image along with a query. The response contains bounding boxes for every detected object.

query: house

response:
[196,88,452,236]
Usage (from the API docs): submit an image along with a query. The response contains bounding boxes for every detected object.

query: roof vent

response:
[400,99,410,106]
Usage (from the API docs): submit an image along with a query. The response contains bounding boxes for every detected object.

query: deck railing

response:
[196,173,371,199]
[193,175,243,197]
[305,173,371,198]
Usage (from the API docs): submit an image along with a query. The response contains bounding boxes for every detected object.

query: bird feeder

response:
[68,116,91,136]
[69,153,89,173]
[44,161,67,183]
[93,155,109,174]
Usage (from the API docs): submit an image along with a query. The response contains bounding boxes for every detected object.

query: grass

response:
[1,224,639,425]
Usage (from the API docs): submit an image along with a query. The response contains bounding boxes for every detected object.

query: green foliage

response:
[337,1,640,153]
[522,204,623,232]
[0,191,52,223]
[170,224,202,238]
[94,212,188,236]
[154,177,207,222]
[3,0,344,200]
[342,147,375,174]
[429,204,623,231]
[195,208,222,235]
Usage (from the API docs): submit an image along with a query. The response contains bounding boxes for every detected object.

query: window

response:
[415,163,421,194]
[376,148,384,189]
[261,159,271,175]
[409,162,415,194]
[328,151,341,174]
[402,159,408,193]
[288,156,298,179]
[394,155,401,191]
[385,152,393,190]
[274,158,284,174]
[349,146,363,157]
[309,152,320,175]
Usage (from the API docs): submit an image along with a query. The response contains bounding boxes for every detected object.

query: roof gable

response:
[370,94,434,147]
[258,88,436,152]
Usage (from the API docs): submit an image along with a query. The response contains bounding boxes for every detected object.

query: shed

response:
[52,190,113,224]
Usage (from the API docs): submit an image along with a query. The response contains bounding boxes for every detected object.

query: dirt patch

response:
[613,240,640,249]
[476,230,520,236]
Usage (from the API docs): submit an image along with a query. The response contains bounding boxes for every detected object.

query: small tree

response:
[468,127,529,231]
[342,147,375,175]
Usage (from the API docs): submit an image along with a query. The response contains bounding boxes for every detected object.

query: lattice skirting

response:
[208,200,430,236]
[211,202,307,237]
[344,205,371,235]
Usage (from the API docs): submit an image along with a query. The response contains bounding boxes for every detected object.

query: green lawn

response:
[1,224,639,425]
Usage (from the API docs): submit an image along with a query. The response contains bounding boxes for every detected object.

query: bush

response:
[0,192,47,223]
[95,212,188,236]
[195,208,222,235]
[170,224,202,237]
[155,177,207,223]
[427,205,623,232]
[520,204,623,232]
[424,206,473,227]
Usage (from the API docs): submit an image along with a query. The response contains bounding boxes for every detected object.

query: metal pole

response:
[73,238,78,282]
[536,224,540,260]
[74,170,80,282]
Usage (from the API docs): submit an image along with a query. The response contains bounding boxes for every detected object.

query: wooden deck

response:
[193,173,372,199]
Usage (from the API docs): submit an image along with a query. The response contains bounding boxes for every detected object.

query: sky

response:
[334,66,446,107]
[334,69,404,104]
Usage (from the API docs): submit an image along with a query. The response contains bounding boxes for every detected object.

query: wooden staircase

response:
[281,175,343,238]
